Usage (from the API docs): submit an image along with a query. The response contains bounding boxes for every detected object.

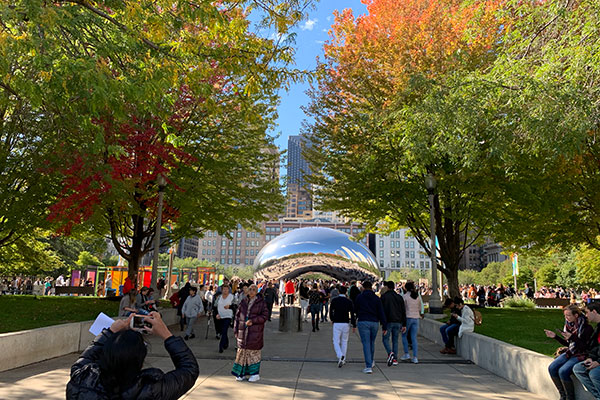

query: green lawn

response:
[0,295,171,334]
[472,307,565,356]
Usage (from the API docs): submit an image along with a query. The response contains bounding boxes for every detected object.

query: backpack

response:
[472,309,483,326]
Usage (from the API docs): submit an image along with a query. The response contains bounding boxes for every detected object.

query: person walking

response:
[308,283,324,332]
[329,285,356,367]
[232,284,269,382]
[299,281,310,322]
[400,281,423,364]
[182,286,204,340]
[381,281,407,366]
[263,282,278,321]
[216,285,234,353]
[177,282,192,332]
[545,304,594,400]
[354,281,387,374]
[573,302,600,399]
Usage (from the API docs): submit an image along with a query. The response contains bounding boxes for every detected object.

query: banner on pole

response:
[512,253,519,276]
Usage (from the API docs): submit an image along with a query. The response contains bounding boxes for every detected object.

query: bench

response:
[54,286,95,296]
[534,298,570,308]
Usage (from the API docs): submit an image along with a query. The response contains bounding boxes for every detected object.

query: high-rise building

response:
[286,135,313,219]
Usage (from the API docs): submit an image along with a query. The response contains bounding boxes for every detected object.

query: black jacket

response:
[330,295,356,327]
[585,324,600,362]
[354,289,387,330]
[381,290,407,327]
[66,329,199,400]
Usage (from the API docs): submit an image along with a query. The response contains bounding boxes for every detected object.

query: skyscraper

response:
[286,135,313,219]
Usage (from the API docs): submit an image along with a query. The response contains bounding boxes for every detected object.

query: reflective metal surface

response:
[254,227,381,281]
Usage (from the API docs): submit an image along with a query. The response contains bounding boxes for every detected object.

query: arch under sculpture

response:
[254,227,381,282]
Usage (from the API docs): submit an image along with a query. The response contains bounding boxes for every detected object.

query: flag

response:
[512,253,519,276]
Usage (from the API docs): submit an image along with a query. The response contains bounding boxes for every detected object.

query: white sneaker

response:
[248,374,260,382]
[338,356,345,368]
[235,376,245,382]
[400,353,411,361]
[362,368,373,374]
[412,357,419,364]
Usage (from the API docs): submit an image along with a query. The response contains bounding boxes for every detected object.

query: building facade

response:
[374,229,431,278]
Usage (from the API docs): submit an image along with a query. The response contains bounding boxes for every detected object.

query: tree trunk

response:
[443,267,460,299]
[128,214,146,283]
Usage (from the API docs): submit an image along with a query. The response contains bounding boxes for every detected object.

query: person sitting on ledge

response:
[440,297,461,355]
[573,301,600,400]
[452,297,474,340]
[545,304,594,400]
[66,312,199,400]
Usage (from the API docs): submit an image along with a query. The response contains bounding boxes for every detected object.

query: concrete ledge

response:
[0,308,178,372]
[420,317,594,400]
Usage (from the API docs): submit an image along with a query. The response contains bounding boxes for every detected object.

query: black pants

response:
[287,294,294,305]
[266,302,274,320]
[213,311,221,336]
[219,318,231,351]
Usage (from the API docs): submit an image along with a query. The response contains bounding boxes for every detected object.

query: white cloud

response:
[315,40,324,44]
[301,19,318,31]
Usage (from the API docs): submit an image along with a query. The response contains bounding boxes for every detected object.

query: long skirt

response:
[231,348,262,377]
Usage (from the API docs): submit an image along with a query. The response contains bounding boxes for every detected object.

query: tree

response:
[305,0,509,298]
[0,231,64,276]
[574,245,600,289]
[76,251,104,269]
[480,0,600,251]
[2,0,313,280]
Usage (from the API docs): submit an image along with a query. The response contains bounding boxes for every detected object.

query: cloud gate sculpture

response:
[254,227,381,282]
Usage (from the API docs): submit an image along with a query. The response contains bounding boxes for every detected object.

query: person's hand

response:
[544,329,556,339]
[224,305,229,309]
[216,314,221,319]
[562,331,572,340]
[144,312,173,340]
[110,314,133,333]
[246,320,253,326]
[451,313,458,318]
[401,327,407,334]
[587,361,600,370]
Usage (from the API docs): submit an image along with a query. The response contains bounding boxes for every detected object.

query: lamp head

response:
[425,173,436,191]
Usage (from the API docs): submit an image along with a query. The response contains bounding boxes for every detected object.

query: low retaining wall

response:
[420,317,594,400]
[0,308,178,373]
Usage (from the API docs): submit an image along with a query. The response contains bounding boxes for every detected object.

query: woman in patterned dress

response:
[231,284,269,382]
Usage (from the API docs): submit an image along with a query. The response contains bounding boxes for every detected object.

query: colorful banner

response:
[512,253,519,276]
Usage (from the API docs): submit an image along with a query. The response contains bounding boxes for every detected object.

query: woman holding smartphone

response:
[545,304,594,400]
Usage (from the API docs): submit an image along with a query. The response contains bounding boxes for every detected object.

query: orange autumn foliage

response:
[323,0,510,106]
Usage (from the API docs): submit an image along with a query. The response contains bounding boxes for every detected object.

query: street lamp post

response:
[425,173,443,314]
[151,174,167,292]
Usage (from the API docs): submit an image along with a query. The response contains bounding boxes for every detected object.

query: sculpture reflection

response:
[254,227,381,281]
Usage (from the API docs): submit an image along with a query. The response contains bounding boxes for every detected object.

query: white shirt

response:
[217,293,233,319]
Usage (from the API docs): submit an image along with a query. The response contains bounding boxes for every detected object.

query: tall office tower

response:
[286,135,313,219]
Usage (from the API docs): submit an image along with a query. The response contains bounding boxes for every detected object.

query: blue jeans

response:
[310,304,321,327]
[573,361,600,398]
[357,320,379,368]
[549,353,580,381]
[402,318,419,358]
[440,323,460,348]
[382,322,402,356]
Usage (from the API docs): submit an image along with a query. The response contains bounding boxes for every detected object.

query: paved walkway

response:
[0,307,548,399]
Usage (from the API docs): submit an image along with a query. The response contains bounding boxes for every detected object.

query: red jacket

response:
[284,281,295,295]
[123,277,134,295]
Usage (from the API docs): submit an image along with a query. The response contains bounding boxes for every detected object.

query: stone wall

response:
[420,317,594,400]
[0,308,178,373]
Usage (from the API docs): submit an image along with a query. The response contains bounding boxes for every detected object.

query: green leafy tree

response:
[76,251,104,269]
[1,0,312,279]
[0,231,64,276]
[575,245,600,289]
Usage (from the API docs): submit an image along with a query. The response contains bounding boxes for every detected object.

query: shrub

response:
[501,295,536,309]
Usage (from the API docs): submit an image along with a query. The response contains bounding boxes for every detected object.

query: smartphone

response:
[130,315,152,333]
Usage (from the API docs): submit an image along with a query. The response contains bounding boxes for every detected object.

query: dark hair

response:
[362,281,372,290]
[99,330,147,392]
[454,296,464,305]
[443,298,454,308]
[385,281,395,290]
[404,281,418,299]
[339,286,348,295]
[189,286,197,293]
[587,302,600,314]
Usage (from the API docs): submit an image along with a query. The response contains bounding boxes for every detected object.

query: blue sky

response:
[270,0,368,173]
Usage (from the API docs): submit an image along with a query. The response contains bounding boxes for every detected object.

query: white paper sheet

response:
[89,312,115,336]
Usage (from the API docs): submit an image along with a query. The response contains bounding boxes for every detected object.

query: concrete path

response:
[0,307,548,399]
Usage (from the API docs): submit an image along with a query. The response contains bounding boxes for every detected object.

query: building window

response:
[405,241,410,248]
[405,251,410,258]
[235,258,240,264]
[212,249,216,255]
[391,241,395,248]
[228,258,233,264]
[221,249,226,255]
[250,250,254,256]
[221,258,225,264]
[228,249,233,255]
[396,260,401,268]
[379,250,384,258]
[202,249,206,255]
[221,240,226,246]
[410,251,415,258]
[426,261,430,268]
[245,250,249,256]
[236,249,241,255]
[410,241,415,248]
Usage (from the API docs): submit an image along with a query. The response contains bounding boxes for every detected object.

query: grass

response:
[0,295,171,334]
[472,307,565,356]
